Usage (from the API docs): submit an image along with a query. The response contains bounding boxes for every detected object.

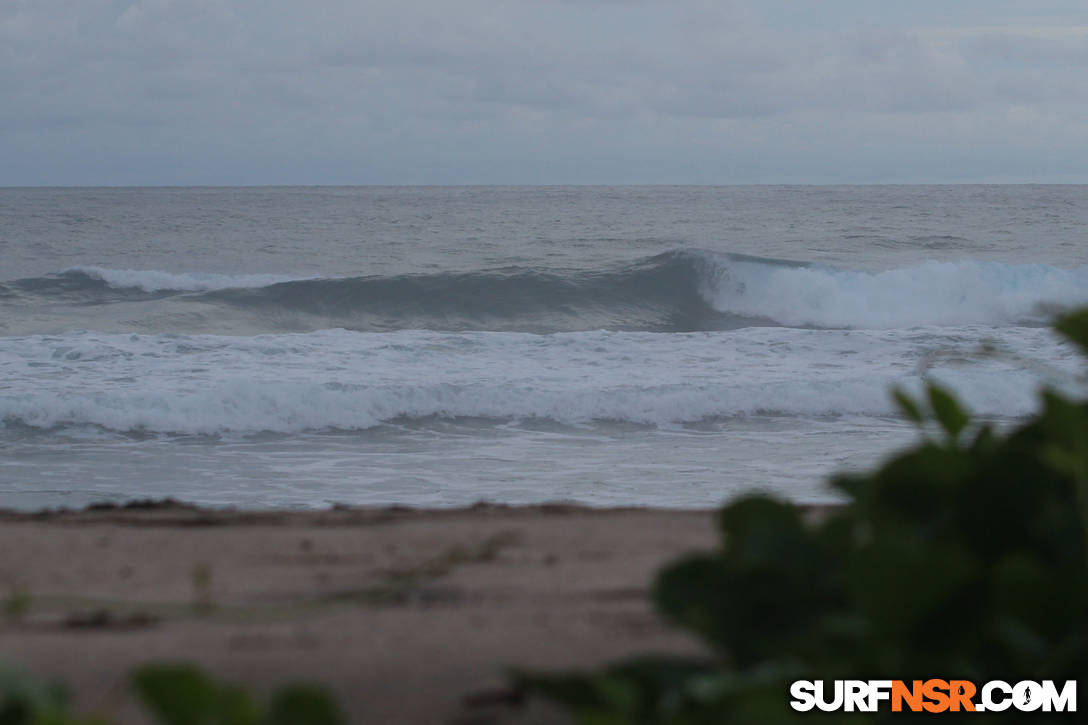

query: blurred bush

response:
[0,665,344,725]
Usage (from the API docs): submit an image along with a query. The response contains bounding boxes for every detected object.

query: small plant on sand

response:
[515,309,1088,723]
[2,589,30,623]
[1,573,31,624]
[190,563,214,615]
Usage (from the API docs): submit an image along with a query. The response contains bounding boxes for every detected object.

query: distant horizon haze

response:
[4,182,1088,190]
[3,1,1088,186]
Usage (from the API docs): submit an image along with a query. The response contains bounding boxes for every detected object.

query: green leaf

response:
[653,556,732,650]
[891,387,924,426]
[512,658,719,723]
[0,667,70,725]
[132,665,222,725]
[1056,308,1088,354]
[215,685,259,725]
[265,686,345,725]
[927,384,970,442]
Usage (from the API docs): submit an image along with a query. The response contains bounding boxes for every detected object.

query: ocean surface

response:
[2,185,1087,511]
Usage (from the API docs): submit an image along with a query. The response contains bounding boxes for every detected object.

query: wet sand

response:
[0,502,720,724]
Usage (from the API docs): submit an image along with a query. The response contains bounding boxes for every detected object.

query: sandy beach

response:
[0,502,721,724]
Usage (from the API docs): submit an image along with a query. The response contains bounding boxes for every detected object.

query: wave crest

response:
[62,266,312,292]
[702,257,1088,328]
[8,251,1088,331]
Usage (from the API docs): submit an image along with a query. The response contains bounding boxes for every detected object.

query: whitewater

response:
[2,185,1087,510]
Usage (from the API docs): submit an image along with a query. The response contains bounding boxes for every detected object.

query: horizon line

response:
[4,181,1088,190]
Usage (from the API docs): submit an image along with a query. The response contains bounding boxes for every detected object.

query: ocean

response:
[2,185,1086,511]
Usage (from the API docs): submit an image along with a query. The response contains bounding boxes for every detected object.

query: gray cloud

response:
[2,0,1087,184]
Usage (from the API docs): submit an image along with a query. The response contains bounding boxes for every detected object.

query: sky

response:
[2,0,1088,185]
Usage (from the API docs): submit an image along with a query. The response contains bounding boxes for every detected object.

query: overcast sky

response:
[3,0,1088,185]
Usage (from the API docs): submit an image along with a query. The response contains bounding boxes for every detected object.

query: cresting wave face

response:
[6,250,1088,334]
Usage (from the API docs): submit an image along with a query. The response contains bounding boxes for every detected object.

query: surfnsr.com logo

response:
[789,680,1077,713]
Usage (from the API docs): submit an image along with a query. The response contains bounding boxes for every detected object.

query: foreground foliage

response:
[0,665,344,725]
[515,309,1088,723]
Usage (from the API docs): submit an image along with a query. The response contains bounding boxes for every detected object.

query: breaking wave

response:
[7,251,1088,331]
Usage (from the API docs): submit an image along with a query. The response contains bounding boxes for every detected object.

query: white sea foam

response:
[64,266,314,292]
[0,328,1077,434]
[701,256,1088,328]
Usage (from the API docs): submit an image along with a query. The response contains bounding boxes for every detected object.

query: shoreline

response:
[0,501,745,724]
